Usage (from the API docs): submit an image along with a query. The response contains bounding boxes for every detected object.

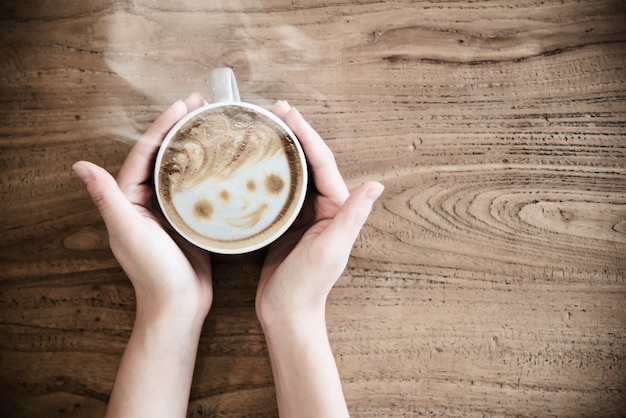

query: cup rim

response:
[154,101,308,254]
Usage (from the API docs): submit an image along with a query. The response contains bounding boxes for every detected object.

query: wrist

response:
[105,294,205,418]
[259,307,327,342]
[130,306,205,370]
[134,287,210,326]
[256,292,327,329]
[259,306,349,418]
[134,297,207,337]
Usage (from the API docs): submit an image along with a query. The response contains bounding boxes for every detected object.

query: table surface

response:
[1,1,625,416]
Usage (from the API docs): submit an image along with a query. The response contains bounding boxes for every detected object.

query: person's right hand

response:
[256,100,384,326]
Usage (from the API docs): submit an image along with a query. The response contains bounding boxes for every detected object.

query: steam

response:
[94,0,328,142]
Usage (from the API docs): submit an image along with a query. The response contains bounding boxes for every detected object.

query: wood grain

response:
[1,0,625,416]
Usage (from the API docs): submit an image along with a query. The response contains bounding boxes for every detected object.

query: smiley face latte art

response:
[157,105,305,250]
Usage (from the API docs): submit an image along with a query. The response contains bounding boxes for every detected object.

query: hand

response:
[256,101,384,325]
[256,101,383,418]
[73,94,214,418]
[72,93,213,323]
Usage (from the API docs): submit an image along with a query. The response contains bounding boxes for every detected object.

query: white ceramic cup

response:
[154,68,308,254]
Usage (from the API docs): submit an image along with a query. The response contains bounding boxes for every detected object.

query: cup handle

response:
[209,67,241,103]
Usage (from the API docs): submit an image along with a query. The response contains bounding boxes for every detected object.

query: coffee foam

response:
[157,105,304,250]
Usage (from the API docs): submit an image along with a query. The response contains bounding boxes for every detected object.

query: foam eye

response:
[219,189,230,203]
[193,198,213,220]
[264,173,285,195]
[246,180,257,192]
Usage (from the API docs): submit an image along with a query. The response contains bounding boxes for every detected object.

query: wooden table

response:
[1,1,625,416]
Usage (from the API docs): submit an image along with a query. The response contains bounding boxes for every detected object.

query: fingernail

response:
[289,106,304,122]
[169,99,186,113]
[366,182,384,202]
[72,162,94,185]
[275,100,290,111]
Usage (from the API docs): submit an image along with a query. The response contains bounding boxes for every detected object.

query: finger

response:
[117,92,209,190]
[314,182,384,264]
[73,161,144,241]
[283,107,350,204]
[117,99,188,190]
[184,91,209,110]
[272,100,291,119]
[273,102,347,201]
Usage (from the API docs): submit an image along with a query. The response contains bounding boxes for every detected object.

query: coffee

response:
[155,104,306,253]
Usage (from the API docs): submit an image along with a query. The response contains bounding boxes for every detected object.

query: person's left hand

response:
[72,93,213,324]
[257,101,384,326]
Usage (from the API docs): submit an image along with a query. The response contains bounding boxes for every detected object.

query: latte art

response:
[163,109,285,191]
[156,105,305,251]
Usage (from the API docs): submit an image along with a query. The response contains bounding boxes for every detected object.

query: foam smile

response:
[226,203,269,229]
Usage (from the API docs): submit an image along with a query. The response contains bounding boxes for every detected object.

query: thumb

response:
[318,181,384,257]
[72,161,142,239]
